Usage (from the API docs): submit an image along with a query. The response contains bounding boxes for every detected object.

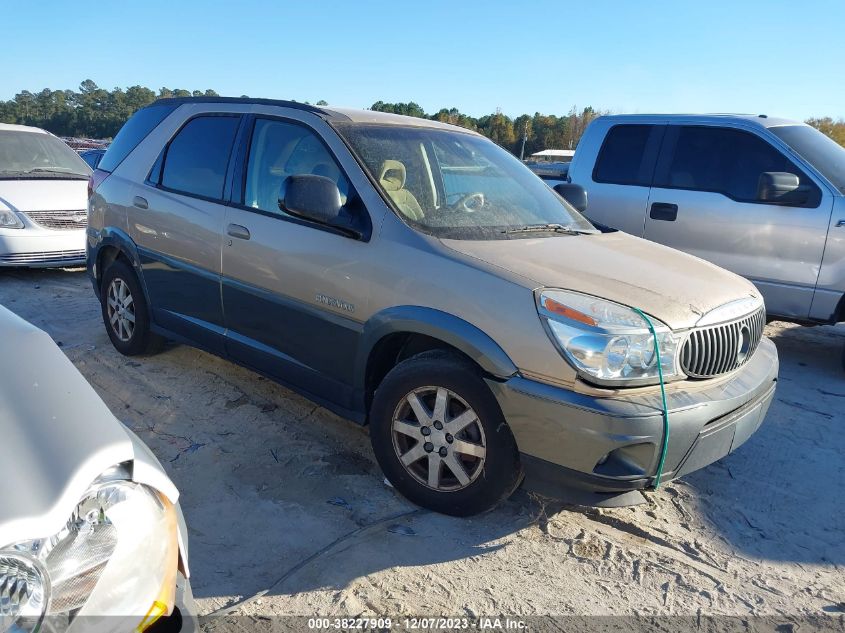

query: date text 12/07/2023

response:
[307,618,528,630]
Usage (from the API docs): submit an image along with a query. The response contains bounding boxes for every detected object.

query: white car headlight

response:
[0,469,178,633]
[0,210,24,229]
[537,289,683,386]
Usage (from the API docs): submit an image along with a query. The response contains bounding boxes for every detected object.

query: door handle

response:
[650,202,678,221]
[227,224,251,240]
[836,219,845,228]
[132,196,148,210]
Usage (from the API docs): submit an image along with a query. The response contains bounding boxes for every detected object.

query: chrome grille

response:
[0,250,86,265]
[24,210,88,230]
[681,307,766,378]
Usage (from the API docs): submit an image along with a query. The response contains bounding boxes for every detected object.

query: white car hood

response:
[0,305,176,548]
[0,179,88,212]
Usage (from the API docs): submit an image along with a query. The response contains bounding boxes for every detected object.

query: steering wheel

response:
[449,192,486,213]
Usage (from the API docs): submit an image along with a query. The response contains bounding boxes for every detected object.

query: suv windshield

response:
[0,130,90,179]
[335,123,595,239]
[770,124,845,193]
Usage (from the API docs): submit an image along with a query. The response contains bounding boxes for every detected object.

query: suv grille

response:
[24,210,88,231]
[681,307,765,378]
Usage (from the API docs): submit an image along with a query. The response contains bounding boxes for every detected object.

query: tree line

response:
[2,80,844,154]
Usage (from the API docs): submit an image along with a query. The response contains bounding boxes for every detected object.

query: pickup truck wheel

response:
[100,260,164,356]
[370,350,521,516]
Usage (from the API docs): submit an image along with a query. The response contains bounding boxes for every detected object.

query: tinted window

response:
[98,103,177,173]
[81,151,101,169]
[657,126,818,204]
[161,115,240,200]
[770,124,845,192]
[593,124,653,185]
[244,118,349,214]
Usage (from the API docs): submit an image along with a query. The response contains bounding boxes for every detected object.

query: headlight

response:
[537,289,683,386]
[0,470,178,633]
[0,210,24,229]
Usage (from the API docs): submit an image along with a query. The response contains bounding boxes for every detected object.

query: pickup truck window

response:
[655,126,820,207]
[593,124,655,186]
[770,124,845,193]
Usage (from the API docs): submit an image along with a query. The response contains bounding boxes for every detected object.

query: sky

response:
[4,0,844,121]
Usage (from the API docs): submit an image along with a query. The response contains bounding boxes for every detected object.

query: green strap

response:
[632,308,669,489]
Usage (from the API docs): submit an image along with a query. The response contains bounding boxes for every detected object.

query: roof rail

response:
[150,96,327,114]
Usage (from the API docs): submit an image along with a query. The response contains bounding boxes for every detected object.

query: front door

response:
[644,125,834,319]
[221,116,370,409]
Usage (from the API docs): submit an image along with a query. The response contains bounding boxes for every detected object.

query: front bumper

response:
[0,229,86,267]
[488,337,778,496]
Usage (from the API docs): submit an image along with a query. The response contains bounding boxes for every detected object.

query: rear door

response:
[220,114,372,409]
[132,113,242,351]
[574,123,664,234]
[644,125,834,319]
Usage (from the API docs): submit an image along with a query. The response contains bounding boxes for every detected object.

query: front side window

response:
[335,123,595,240]
[0,130,90,179]
[593,124,654,186]
[770,124,845,193]
[244,118,349,214]
[656,126,819,205]
[160,115,240,200]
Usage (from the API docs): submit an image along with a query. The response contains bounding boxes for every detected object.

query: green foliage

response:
[371,101,605,154]
[0,80,219,139]
[4,81,843,152]
[806,117,845,147]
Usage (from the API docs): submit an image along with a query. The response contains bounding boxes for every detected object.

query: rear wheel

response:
[100,259,164,356]
[370,350,521,516]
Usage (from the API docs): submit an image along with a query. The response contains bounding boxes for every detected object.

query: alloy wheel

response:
[391,386,487,492]
[106,278,136,343]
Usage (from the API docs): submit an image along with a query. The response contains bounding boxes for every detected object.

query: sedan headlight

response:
[0,470,178,633]
[537,289,683,386]
[0,210,24,229]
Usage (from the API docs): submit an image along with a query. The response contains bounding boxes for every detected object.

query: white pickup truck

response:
[560,114,845,335]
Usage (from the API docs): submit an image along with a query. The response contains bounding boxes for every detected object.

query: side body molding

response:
[354,306,519,407]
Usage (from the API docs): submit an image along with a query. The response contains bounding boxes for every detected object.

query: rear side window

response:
[593,124,654,186]
[656,126,820,205]
[98,103,177,173]
[160,115,241,200]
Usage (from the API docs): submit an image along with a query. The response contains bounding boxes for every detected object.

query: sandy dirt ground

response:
[1,267,843,628]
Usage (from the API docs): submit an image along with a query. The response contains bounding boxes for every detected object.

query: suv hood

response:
[0,305,174,547]
[0,179,88,212]
[441,231,761,330]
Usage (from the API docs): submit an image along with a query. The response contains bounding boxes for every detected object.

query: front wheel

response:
[370,351,521,516]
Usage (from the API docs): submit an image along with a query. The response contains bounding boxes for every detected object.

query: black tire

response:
[370,350,522,516]
[100,259,164,356]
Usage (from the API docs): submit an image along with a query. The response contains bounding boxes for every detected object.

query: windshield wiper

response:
[502,223,590,235]
[0,168,88,178]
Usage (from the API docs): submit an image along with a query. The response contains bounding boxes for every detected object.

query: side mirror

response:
[281,174,343,224]
[554,183,588,213]
[757,172,808,205]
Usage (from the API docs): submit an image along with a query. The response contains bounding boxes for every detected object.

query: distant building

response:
[528,149,575,162]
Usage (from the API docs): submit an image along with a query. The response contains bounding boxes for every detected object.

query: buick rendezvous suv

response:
[87,97,778,515]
